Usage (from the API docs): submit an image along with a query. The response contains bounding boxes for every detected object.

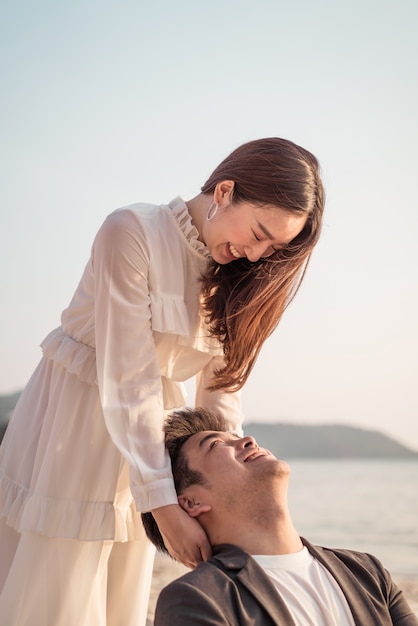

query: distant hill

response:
[245,422,418,459]
[1,392,417,458]
[0,392,21,442]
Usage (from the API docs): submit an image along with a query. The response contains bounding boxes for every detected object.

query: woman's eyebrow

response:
[256,220,274,240]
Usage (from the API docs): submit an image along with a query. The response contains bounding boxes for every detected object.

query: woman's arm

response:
[92,209,178,512]
[195,355,243,435]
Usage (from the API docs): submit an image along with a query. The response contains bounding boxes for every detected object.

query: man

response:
[142,408,418,625]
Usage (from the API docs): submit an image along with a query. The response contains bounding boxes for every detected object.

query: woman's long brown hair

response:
[200,137,325,392]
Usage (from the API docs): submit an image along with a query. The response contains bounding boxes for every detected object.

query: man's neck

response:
[207,511,303,556]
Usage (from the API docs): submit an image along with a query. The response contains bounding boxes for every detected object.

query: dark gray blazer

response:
[154,539,418,625]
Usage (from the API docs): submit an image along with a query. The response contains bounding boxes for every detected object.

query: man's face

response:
[180,430,289,511]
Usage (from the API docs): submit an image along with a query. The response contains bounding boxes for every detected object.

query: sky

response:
[1,0,417,450]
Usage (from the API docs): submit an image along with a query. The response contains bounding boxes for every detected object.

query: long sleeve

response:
[92,209,178,512]
[383,566,418,626]
[195,355,243,435]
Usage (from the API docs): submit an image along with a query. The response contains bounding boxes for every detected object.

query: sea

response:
[286,459,418,579]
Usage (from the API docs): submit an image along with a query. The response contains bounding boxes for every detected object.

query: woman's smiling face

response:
[201,181,307,264]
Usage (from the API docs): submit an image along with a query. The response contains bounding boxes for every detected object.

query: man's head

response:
[164,407,228,496]
[142,407,289,555]
[142,407,226,553]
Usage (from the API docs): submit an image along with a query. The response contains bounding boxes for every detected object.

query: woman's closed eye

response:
[252,230,282,253]
[252,230,262,242]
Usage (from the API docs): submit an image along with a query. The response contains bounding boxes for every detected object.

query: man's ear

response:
[178,495,212,518]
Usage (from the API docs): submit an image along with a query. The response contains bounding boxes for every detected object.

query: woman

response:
[0,137,324,625]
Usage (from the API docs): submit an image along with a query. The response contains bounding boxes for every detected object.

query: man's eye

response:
[252,230,261,241]
[209,439,222,449]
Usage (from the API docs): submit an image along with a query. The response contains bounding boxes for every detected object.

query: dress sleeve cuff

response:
[133,478,179,513]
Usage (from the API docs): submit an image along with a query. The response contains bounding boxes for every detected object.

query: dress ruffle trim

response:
[150,292,190,335]
[41,327,98,386]
[0,470,144,541]
[169,197,210,258]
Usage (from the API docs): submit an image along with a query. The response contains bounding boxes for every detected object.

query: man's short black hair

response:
[141,407,227,555]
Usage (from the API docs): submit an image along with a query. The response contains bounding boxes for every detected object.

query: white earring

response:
[206,201,218,221]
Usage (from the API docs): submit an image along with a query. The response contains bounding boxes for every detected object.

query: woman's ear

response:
[178,495,212,518]
[214,180,235,207]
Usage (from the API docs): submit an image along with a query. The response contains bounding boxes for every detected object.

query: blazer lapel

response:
[303,539,388,625]
[237,557,298,625]
[213,545,297,626]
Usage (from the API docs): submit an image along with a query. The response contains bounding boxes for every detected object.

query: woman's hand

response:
[152,503,212,569]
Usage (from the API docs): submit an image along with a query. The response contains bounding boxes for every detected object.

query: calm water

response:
[286,460,418,578]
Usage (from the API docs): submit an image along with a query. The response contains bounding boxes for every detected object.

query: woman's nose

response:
[244,241,272,262]
[244,245,263,262]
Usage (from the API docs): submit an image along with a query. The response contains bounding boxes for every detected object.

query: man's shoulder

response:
[303,538,393,594]
[160,545,255,593]
[304,538,385,571]
[155,558,242,626]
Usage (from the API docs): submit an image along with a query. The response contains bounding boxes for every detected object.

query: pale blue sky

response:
[1,0,417,449]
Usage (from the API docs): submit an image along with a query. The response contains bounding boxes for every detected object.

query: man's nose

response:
[240,436,258,448]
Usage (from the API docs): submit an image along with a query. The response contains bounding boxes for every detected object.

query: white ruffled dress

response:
[0,197,242,543]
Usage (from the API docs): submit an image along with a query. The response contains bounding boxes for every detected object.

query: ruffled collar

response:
[168,196,210,258]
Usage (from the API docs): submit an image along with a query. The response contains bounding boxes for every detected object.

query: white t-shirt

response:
[253,547,355,626]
